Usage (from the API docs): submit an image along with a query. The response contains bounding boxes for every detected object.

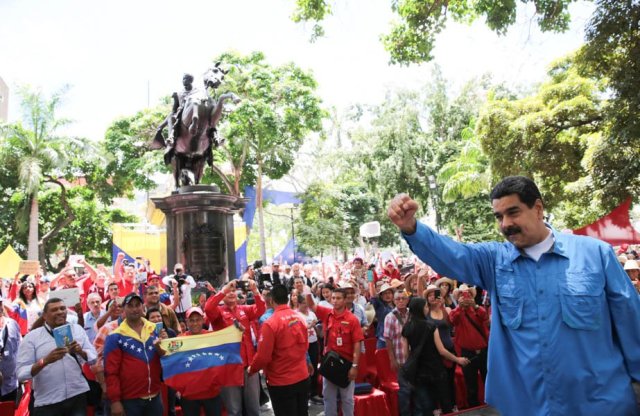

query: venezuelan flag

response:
[160,326,244,398]
[9,303,28,335]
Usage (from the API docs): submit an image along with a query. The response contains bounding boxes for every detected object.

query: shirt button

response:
[538,289,544,294]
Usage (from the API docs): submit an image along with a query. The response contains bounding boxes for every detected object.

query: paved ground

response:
[259,400,500,415]
[256,378,500,415]
[259,400,324,415]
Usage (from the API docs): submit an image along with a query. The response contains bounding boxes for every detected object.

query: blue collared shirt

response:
[350,303,368,328]
[84,310,105,344]
[0,318,21,395]
[404,222,640,415]
[16,323,97,407]
[371,297,393,342]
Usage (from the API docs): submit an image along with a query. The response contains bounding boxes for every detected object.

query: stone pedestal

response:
[152,185,248,287]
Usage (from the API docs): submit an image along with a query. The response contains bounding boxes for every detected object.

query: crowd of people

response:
[1,176,639,416]
[0,243,506,416]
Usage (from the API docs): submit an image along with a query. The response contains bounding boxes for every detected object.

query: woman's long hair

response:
[19,281,37,305]
[404,297,427,334]
[408,297,427,321]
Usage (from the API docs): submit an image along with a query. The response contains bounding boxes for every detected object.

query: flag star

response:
[188,357,194,362]
[186,363,191,368]
[148,346,154,351]
[130,344,136,350]
[123,342,129,348]
[118,339,123,344]
[137,348,142,353]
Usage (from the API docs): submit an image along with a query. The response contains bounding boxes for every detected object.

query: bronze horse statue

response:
[151,64,240,189]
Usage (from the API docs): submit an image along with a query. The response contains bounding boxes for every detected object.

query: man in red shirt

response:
[249,284,309,415]
[205,279,265,416]
[449,284,489,408]
[307,287,364,416]
[113,253,137,295]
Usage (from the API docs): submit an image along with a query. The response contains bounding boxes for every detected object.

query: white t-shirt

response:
[299,310,318,343]
[523,229,554,261]
[163,274,196,313]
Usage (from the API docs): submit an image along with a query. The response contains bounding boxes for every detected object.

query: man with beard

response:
[388,175,640,416]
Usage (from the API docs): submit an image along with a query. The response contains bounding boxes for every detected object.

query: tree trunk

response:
[38,178,76,270]
[27,194,39,261]
[257,160,267,263]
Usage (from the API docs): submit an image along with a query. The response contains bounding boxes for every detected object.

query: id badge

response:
[336,337,343,346]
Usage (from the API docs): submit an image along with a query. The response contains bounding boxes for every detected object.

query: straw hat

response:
[390,279,405,289]
[378,283,393,295]
[424,284,438,295]
[435,277,454,288]
[624,260,640,271]
[455,284,477,299]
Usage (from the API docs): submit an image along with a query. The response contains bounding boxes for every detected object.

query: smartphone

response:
[366,270,374,282]
[155,322,164,335]
[434,288,441,299]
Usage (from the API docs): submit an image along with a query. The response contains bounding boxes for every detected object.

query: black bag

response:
[319,351,352,388]
[400,325,430,385]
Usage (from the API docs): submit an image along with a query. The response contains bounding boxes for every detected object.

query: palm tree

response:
[438,126,492,203]
[0,85,76,261]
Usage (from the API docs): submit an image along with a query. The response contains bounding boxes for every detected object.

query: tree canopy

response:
[292,0,578,64]
[0,86,140,268]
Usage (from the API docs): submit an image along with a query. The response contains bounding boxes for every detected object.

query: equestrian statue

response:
[150,62,240,189]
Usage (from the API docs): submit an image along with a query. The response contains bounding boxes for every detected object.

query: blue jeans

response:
[219,369,260,416]
[121,394,163,416]
[397,368,412,416]
[322,378,355,416]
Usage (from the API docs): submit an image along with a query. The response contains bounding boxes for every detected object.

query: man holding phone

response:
[449,284,488,408]
[205,279,265,416]
[162,263,196,320]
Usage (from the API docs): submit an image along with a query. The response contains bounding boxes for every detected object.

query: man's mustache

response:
[502,226,522,236]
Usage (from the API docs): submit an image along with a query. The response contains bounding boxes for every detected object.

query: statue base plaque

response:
[152,187,248,287]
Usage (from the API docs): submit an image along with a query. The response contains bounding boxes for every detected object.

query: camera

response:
[238,280,250,292]
[173,273,187,295]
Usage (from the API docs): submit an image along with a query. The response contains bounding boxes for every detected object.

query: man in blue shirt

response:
[388,176,640,415]
[83,293,105,344]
